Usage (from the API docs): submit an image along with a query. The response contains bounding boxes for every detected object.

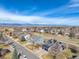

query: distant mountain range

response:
[0,23,75,27]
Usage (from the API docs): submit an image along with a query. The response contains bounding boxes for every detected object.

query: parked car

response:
[72,55,79,59]
[8,42,14,45]
[23,55,27,59]
[12,44,16,48]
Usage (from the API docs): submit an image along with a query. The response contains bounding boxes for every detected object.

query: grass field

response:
[42,53,54,59]
[0,44,9,48]
[4,52,12,59]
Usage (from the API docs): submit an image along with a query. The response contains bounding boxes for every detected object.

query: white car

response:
[23,55,27,59]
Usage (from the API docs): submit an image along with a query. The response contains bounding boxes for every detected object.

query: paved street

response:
[3,34,40,59]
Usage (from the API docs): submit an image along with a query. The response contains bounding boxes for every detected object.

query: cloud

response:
[33,5,68,16]
[31,16,79,26]
[69,0,79,7]
[0,9,41,23]
[70,0,79,3]
[32,0,79,17]
[0,6,79,26]
[69,4,79,7]
[20,7,37,15]
[0,9,71,25]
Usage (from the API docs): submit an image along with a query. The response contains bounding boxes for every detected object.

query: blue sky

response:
[0,0,79,25]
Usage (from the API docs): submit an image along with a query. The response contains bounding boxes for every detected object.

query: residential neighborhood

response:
[0,26,79,59]
[0,0,79,59]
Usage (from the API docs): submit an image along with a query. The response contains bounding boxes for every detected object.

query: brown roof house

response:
[48,42,66,56]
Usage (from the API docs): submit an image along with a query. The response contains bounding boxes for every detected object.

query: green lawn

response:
[4,52,12,59]
[19,40,27,45]
[0,44,12,59]
[63,49,73,58]
[0,44,9,48]
[42,53,54,59]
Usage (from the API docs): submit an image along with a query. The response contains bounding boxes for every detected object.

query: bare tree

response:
[69,31,75,39]
[48,42,64,59]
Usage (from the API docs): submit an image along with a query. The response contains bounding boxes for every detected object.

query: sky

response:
[0,0,79,26]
